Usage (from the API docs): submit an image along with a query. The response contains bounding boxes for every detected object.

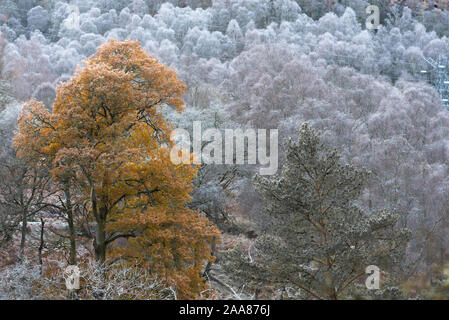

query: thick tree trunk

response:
[91,188,107,266]
[95,216,106,265]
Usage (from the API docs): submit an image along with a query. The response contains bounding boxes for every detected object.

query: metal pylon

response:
[422,54,449,108]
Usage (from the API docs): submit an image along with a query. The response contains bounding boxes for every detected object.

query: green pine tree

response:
[223,123,410,299]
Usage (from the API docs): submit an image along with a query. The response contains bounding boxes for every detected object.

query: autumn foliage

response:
[14,39,220,299]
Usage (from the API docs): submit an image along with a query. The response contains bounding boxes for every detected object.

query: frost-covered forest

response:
[2,0,449,300]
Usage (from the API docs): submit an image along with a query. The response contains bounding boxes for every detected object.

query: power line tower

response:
[421,54,449,108]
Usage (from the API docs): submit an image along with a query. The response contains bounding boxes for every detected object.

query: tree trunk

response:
[95,215,106,265]
[91,188,106,265]
[19,208,27,259]
[64,182,77,265]
[203,236,216,278]
[38,216,45,275]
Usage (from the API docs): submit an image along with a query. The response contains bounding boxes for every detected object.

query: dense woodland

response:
[1,0,449,299]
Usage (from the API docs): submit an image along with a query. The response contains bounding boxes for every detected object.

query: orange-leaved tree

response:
[14,39,220,298]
